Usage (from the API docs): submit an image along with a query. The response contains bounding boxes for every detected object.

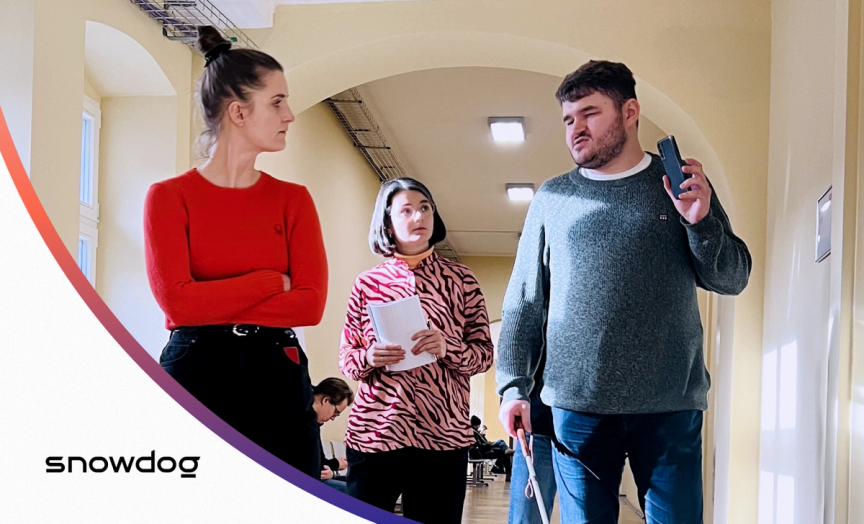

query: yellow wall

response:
[461,256,515,323]
[4,0,192,258]
[256,103,383,442]
[637,116,668,152]
[480,362,504,443]
[96,96,180,358]
[83,73,101,104]
[461,256,515,443]
[852,72,864,523]
[0,0,34,173]
[29,0,85,255]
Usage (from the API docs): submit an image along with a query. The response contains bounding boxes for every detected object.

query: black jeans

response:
[160,325,321,477]
[346,446,469,524]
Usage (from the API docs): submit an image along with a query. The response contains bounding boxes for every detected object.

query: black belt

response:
[172,325,297,338]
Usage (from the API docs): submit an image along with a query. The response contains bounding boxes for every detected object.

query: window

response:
[79,95,100,285]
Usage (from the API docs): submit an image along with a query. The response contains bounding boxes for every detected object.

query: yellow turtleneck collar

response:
[393,247,435,269]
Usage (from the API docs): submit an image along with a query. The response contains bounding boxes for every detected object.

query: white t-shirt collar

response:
[580,152,652,181]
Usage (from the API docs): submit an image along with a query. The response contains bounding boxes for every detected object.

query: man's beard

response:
[573,113,628,170]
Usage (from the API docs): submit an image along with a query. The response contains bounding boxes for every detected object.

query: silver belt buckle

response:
[232,324,247,337]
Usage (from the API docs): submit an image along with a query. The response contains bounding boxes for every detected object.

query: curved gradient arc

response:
[0,106,413,524]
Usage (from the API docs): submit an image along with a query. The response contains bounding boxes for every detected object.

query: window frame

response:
[78,95,101,285]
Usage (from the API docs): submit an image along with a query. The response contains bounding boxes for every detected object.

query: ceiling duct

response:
[128,0,258,49]
[325,88,407,182]
[325,88,461,262]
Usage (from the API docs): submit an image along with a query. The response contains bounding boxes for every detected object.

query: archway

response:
[281,31,734,211]
[85,21,175,97]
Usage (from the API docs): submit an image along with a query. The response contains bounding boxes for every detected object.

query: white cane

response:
[517,427,550,524]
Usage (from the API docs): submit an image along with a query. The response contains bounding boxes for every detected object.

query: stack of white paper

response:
[366,295,437,372]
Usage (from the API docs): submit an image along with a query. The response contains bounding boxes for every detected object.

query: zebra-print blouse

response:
[339,252,494,453]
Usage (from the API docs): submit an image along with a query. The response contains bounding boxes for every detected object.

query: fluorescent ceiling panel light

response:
[506,183,535,202]
[489,117,525,142]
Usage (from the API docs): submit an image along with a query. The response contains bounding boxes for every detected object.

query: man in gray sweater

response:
[496,60,751,524]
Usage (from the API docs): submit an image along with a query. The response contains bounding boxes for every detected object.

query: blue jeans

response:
[552,408,703,524]
[323,478,348,494]
[508,433,557,524]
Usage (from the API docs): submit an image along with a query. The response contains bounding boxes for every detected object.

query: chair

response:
[466,446,496,487]
[321,437,335,461]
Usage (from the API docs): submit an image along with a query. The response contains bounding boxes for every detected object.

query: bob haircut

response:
[368,177,447,257]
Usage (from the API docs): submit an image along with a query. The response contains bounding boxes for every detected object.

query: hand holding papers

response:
[367,295,437,372]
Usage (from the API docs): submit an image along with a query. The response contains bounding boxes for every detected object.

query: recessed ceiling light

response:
[506,183,535,202]
[489,117,525,142]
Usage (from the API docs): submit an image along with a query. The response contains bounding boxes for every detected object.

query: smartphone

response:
[657,135,691,199]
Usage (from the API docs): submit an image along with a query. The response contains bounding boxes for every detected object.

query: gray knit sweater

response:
[496,154,751,414]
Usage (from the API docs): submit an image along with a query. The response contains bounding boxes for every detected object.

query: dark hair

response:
[194,26,284,156]
[470,415,482,428]
[368,177,447,257]
[313,377,354,406]
[555,60,637,108]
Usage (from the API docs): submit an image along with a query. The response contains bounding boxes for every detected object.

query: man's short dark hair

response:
[470,415,481,428]
[555,60,637,108]
[313,377,354,406]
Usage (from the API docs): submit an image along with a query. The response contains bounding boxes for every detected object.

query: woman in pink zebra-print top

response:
[339,178,494,523]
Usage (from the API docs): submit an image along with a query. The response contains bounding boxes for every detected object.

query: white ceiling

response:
[277,0,430,3]
[357,67,667,257]
[209,0,431,28]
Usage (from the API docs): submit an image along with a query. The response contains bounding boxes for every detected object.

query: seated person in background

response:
[470,416,512,475]
[312,378,354,494]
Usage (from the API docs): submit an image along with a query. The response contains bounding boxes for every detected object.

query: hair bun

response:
[195,26,231,64]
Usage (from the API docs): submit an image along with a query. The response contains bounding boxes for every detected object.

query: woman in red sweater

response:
[144,26,328,477]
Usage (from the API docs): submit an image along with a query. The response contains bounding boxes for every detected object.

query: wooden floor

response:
[460,474,645,524]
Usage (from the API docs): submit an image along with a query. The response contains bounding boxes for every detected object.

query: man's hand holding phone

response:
[663,158,712,225]
[658,136,711,225]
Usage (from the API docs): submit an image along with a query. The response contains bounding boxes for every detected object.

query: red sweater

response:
[144,169,328,330]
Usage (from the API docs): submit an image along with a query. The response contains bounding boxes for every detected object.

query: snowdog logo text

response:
[46,451,199,478]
